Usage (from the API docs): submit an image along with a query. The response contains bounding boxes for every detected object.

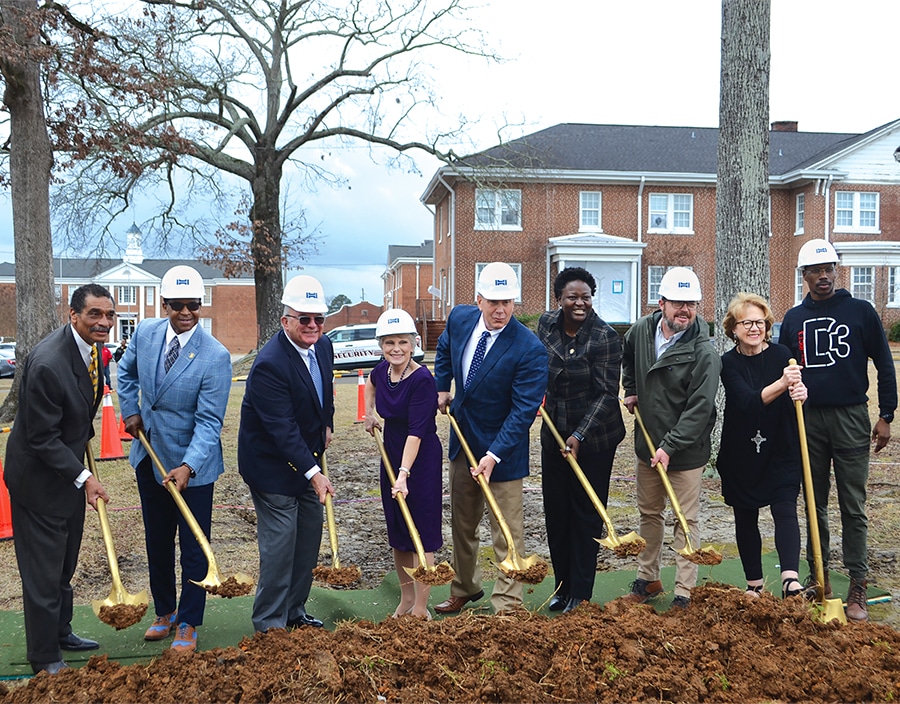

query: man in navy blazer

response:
[434,262,548,614]
[238,274,335,632]
[5,284,113,674]
[119,265,232,653]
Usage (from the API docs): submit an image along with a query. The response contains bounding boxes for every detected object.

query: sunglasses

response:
[166,300,201,312]
[285,314,325,326]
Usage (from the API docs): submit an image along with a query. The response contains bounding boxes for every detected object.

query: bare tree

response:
[51,0,491,343]
[0,0,61,422]
[715,0,772,343]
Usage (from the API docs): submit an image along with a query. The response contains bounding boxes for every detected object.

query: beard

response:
[663,313,690,334]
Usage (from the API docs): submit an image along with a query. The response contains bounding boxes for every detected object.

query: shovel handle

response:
[789,359,829,601]
[319,454,342,569]
[136,429,221,576]
[373,428,430,568]
[85,444,126,592]
[446,412,520,560]
[630,404,697,555]
[538,406,620,541]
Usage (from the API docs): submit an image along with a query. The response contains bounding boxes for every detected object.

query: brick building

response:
[418,119,900,331]
[382,240,435,319]
[0,225,257,354]
[324,300,384,332]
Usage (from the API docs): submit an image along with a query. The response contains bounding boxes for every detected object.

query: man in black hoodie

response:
[779,238,897,622]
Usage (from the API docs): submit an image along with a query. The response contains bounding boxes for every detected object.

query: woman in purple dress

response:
[364,309,443,618]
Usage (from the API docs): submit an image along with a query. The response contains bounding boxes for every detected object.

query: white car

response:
[326,323,425,370]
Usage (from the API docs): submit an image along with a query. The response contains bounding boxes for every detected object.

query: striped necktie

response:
[88,345,99,397]
[164,337,181,373]
[308,350,324,406]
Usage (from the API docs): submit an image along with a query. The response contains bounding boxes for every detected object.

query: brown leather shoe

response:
[619,578,664,604]
[434,589,485,614]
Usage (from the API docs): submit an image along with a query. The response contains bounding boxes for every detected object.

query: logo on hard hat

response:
[678,281,691,289]
[176,279,189,285]
[495,279,507,286]
[816,247,828,254]
[388,317,399,324]
[306,292,318,299]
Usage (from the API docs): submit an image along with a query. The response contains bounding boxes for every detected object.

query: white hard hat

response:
[160,265,205,299]
[797,239,839,268]
[476,262,520,300]
[282,274,327,313]
[375,308,417,337]
[658,267,702,301]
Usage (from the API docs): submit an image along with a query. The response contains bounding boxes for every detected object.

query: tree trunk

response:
[250,158,285,346]
[0,0,60,423]
[715,0,772,339]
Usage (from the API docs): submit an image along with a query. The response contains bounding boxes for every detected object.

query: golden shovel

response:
[539,407,646,557]
[136,430,254,596]
[447,412,548,584]
[631,404,722,565]
[790,359,847,624]
[86,443,149,628]
[312,453,361,586]
[373,427,454,585]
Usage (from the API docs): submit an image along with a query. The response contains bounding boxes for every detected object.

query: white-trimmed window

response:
[474,262,522,303]
[475,189,522,230]
[579,191,602,231]
[835,192,879,233]
[199,318,212,334]
[647,265,694,303]
[54,284,61,305]
[850,266,875,305]
[795,193,805,234]
[146,287,155,306]
[118,286,137,305]
[795,269,805,304]
[648,193,693,234]
[203,286,212,306]
[889,267,900,306]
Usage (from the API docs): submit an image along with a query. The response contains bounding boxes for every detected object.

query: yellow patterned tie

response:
[88,345,99,397]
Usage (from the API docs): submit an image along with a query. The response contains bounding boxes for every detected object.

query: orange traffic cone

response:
[0,456,12,540]
[98,386,126,460]
[354,370,366,423]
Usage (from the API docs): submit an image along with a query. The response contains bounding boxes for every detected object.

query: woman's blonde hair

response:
[722,292,774,342]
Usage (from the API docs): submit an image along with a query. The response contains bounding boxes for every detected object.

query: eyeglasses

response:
[285,314,325,326]
[736,319,766,330]
[166,300,201,312]
[665,300,697,310]
[804,266,836,276]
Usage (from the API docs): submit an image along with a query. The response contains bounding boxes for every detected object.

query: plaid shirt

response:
[537,310,626,452]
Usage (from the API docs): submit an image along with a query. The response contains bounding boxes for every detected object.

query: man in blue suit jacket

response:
[238,274,335,633]
[434,263,548,614]
[118,265,231,653]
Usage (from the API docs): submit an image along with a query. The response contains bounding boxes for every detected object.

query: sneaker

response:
[170,623,197,653]
[671,595,691,609]
[144,612,177,641]
[846,578,869,622]
[802,573,833,600]
[620,578,664,604]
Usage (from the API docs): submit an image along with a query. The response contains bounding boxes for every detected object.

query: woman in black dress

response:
[718,292,807,599]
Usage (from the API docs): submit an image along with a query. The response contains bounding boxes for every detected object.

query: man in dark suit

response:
[433,262,548,614]
[238,274,335,632]
[4,284,113,674]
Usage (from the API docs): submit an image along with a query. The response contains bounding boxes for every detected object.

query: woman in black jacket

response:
[538,267,625,612]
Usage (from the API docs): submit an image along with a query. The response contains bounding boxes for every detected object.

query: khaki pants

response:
[447,455,525,613]
[634,458,702,599]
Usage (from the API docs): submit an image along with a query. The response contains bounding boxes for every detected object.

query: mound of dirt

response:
[3,585,899,703]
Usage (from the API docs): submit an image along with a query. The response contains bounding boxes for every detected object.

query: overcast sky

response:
[1,0,898,304]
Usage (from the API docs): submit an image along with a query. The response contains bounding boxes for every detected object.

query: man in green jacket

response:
[620,267,721,609]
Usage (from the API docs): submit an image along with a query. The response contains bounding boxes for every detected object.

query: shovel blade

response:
[814,598,848,624]
[496,554,549,585]
[598,531,647,556]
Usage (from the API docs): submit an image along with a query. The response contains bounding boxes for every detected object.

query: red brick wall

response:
[209,285,258,353]
[324,301,384,332]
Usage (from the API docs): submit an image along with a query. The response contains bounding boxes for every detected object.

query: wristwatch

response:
[879,412,894,424]
[184,463,196,478]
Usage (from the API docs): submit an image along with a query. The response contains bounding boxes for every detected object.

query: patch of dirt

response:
[5,587,900,703]
[1,358,900,702]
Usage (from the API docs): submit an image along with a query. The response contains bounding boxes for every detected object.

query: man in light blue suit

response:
[118,265,231,653]
[434,262,548,614]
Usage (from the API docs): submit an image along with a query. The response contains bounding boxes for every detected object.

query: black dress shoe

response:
[563,597,586,613]
[31,660,69,675]
[287,613,324,629]
[548,594,569,611]
[58,632,100,651]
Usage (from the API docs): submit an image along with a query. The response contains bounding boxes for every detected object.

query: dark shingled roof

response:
[387,240,433,263]
[457,123,864,176]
